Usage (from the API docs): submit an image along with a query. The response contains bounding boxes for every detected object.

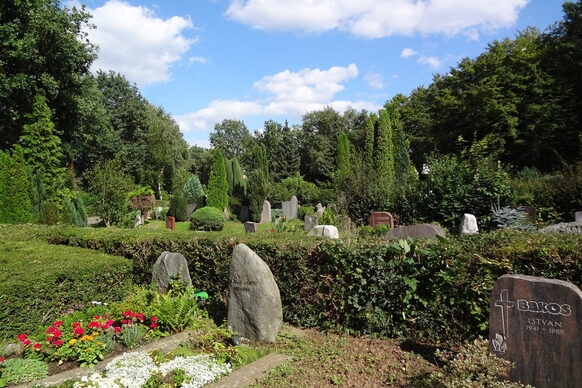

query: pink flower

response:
[17,334,27,342]
[72,322,81,328]
[102,324,110,330]
[150,317,158,322]
[53,340,63,347]
[88,321,101,328]
[53,321,63,326]
[150,323,158,329]
[113,327,122,333]
[53,330,62,338]
[93,315,101,319]
[33,343,42,349]
[46,327,56,334]
[23,340,31,346]
[73,327,84,336]
[106,320,114,326]
[123,311,132,317]
[46,337,53,342]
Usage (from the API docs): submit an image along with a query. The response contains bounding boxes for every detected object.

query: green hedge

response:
[2,225,581,343]
[0,233,133,339]
[190,206,224,231]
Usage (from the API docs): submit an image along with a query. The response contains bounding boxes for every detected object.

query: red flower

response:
[53,321,63,326]
[33,343,42,349]
[46,337,53,342]
[150,323,158,329]
[72,322,81,328]
[0,356,5,363]
[73,327,84,336]
[53,330,62,338]
[93,315,101,319]
[23,340,31,346]
[102,324,110,330]
[150,317,158,322]
[53,340,64,347]
[106,320,114,326]
[121,319,129,324]
[88,321,101,328]
[123,311,132,317]
[45,327,56,334]
[17,334,27,342]
[113,326,122,333]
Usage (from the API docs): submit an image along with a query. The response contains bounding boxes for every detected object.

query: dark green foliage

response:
[274,121,301,180]
[61,199,78,226]
[38,202,60,225]
[206,149,229,210]
[0,147,32,224]
[168,195,188,222]
[247,169,270,222]
[298,206,315,220]
[84,158,134,227]
[28,169,46,219]
[209,119,251,159]
[183,175,205,204]
[189,206,225,231]
[27,225,581,343]
[269,175,320,205]
[72,197,87,226]
[225,158,234,195]
[318,206,337,226]
[335,133,350,184]
[231,158,246,201]
[0,358,48,385]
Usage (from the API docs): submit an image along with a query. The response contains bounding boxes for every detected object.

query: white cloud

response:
[418,55,443,69]
[174,100,263,134]
[226,0,528,39]
[176,63,381,138]
[87,0,195,86]
[401,48,417,58]
[364,73,385,89]
[188,56,208,64]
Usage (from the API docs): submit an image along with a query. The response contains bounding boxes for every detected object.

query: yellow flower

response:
[85,348,91,351]
[97,342,103,345]
[69,339,77,345]
[92,332,99,337]
[87,336,94,341]
[80,335,88,341]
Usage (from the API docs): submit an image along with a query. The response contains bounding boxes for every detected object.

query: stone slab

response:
[538,221,582,235]
[244,221,257,233]
[369,212,394,228]
[206,353,290,388]
[304,214,318,232]
[488,274,582,388]
[281,196,298,220]
[459,213,478,235]
[151,252,192,294]
[307,225,339,239]
[383,224,445,240]
[260,200,271,223]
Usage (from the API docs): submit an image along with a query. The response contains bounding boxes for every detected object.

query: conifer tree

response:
[225,157,234,195]
[336,133,350,184]
[276,121,300,179]
[206,149,229,210]
[231,158,246,201]
[364,114,378,168]
[183,175,204,203]
[247,168,269,222]
[0,147,32,224]
[20,94,65,196]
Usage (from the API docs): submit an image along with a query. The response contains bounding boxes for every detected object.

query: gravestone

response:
[307,225,339,239]
[304,214,318,232]
[369,212,394,228]
[244,221,257,233]
[151,252,192,294]
[240,206,249,222]
[459,213,478,235]
[522,206,536,224]
[575,211,582,222]
[538,221,582,235]
[134,213,142,228]
[154,207,163,220]
[383,224,445,240]
[282,196,299,219]
[166,216,175,231]
[186,204,196,220]
[223,207,230,220]
[228,244,282,343]
[315,203,325,215]
[260,200,271,223]
[489,274,582,388]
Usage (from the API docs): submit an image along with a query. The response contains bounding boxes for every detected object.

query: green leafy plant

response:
[276,218,304,233]
[297,206,315,220]
[426,338,531,387]
[189,206,224,231]
[490,205,535,230]
[168,195,188,222]
[38,201,60,225]
[120,325,147,349]
[151,288,205,333]
[0,358,48,385]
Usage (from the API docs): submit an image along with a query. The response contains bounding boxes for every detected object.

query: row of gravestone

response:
[152,247,581,388]
[260,198,325,223]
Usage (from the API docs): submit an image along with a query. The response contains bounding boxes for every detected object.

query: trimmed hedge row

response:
[3,225,581,343]
[0,226,133,339]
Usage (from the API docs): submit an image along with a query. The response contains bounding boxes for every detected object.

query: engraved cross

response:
[495,289,514,338]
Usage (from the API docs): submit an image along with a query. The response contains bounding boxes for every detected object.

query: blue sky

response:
[73,0,566,147]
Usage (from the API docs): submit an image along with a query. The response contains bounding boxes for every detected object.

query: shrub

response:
[425,338,529,388]
[183,175,204,204]
[120,325,147,349]
[0,358,48,385]
[151,288,205,333]
[318,206,337,226]
[276,218,304,233]
[206,149,229,210]
[0,147,32,224]
[189,207,224,231]
[38,201,60,225]
[72,197,88,227]
[61,198,78,226]
[116,209,141,228]
[168,195,188,222]
[297,206,314,220]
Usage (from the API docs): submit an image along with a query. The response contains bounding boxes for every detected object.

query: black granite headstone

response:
[489,274,582,388]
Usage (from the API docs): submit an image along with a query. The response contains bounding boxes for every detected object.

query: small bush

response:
[168,195,188,222]
[426,338,530,388]
[189,207,224,231]
[298,206,314,220]
[120,325,147,348]
[0,358,48,385]
[38,202,60,225]
[116,209,141,228]
[276,218,304,233]
[318,206,337,226]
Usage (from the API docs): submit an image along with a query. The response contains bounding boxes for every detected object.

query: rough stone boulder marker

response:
[384,224,445,240]
[488,274,582,388]
[228,244,282,343]
[151,252,192,294]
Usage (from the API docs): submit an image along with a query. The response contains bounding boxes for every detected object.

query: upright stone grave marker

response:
[489,274,582,388]
[282,196,299,219]
[575,211,582,223]
[244,221,257,233]
[151,252,192,294]
[315,203,325,215]
[369,212,394,228]
[383,223,444,240]
[165,216,175,231]
[304,214,318,232]
[228,244,282,343]
[260,200,271,223]
[459,213,478,235]
[522,206,536,224]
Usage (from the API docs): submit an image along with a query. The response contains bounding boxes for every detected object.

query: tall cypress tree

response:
[336,132,350,184]
[206,149,229,210]
[20,94,64,196]
[364,114,378,168]
[0,147,32,224]
[277,120,300,179]
[375,110,395,204]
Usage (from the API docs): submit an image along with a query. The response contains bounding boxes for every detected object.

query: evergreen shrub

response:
[168,195,188,222]
[38,202,60,225]
[189,207,224,231]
